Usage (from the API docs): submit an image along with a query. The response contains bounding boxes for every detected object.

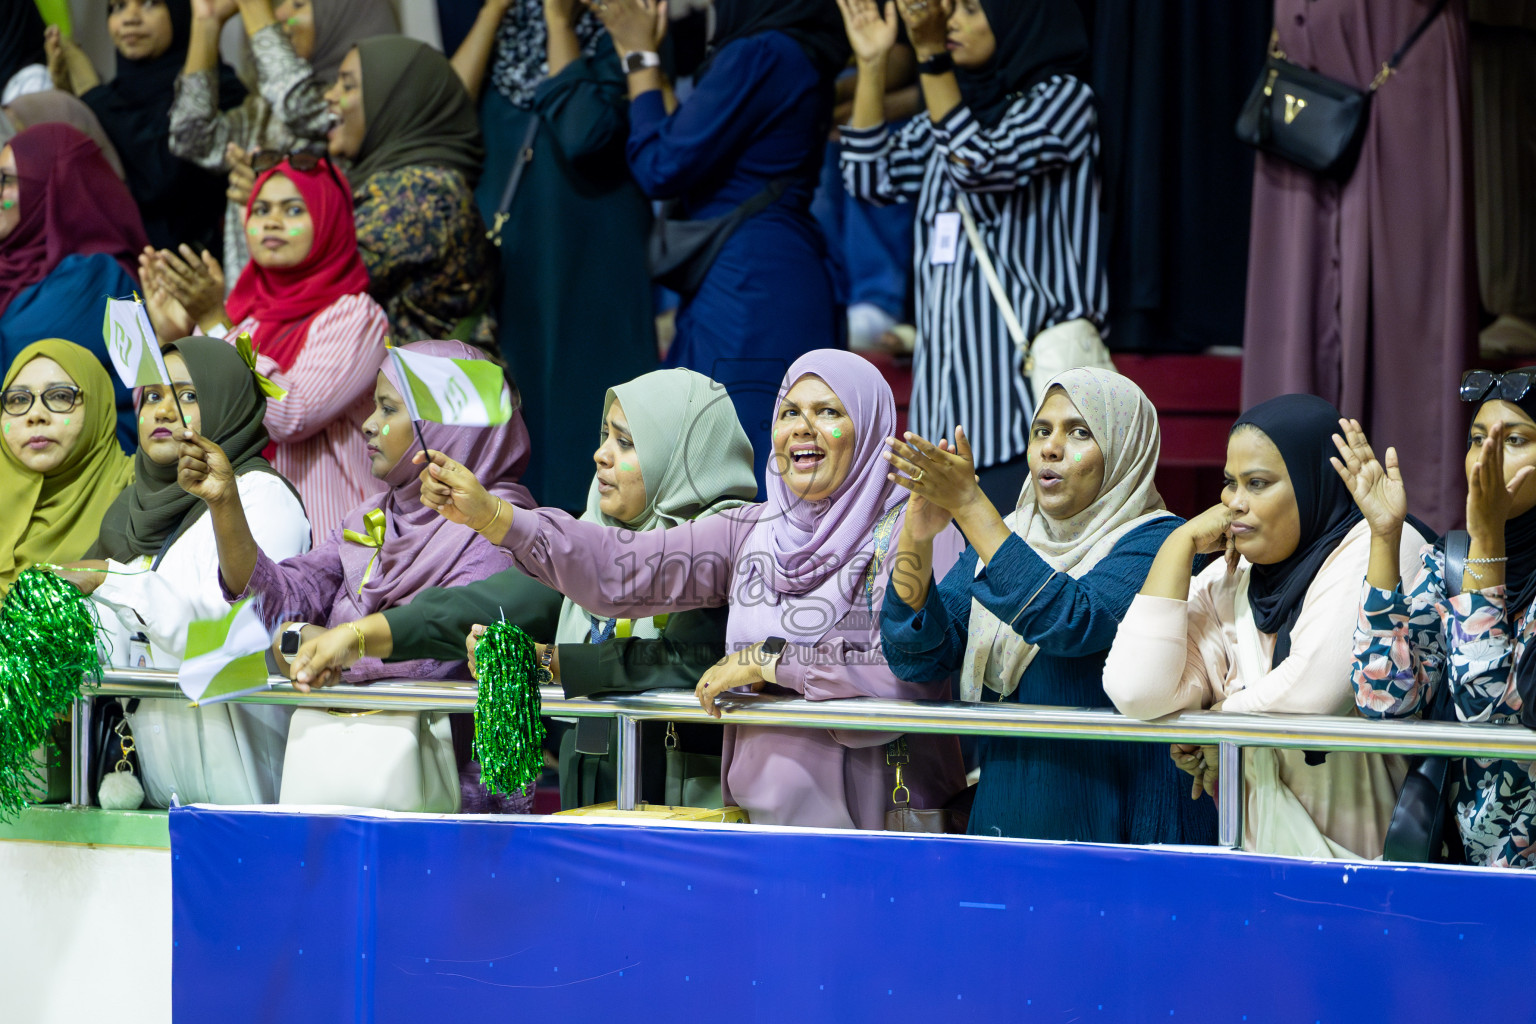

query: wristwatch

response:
[916,52,955,76]
[762,636,787,658]
[535,643,556,685]
[622,50,661,74]
[280,622,309,657]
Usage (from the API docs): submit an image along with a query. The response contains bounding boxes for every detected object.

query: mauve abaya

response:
[1241,0,1475,532]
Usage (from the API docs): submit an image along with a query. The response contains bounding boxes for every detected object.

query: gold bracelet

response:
[475,499,504,536]
[348,621,367,660]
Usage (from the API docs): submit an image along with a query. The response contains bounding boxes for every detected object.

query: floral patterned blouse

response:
[169,24,334,287]
[352,164,495,348]
[1351,544,1535,868]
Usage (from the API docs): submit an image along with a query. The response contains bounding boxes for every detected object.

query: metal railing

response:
[78,669,1536,848]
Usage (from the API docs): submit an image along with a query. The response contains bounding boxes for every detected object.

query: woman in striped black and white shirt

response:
[837,0,1107,508]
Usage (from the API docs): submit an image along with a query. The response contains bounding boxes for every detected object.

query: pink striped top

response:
[225,293,390,542]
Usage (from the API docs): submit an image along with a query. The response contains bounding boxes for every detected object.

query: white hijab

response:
[961,368,1172,701]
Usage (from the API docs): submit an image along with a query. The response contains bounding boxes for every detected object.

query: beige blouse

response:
[1103,519,1426,859]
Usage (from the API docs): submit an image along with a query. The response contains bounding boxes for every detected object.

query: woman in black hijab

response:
[46,0,243,253]
[1338,371,1536,868]
[837,0,1111,513]
[1102,393,1429,859]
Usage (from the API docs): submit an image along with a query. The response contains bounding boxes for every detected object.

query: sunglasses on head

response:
[1460,369,1536,405]
[250,150,346,196]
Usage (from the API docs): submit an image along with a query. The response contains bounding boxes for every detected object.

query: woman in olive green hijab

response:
[0,338,133,591]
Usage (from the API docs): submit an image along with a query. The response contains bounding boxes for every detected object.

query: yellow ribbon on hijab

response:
[342,508,386,595]
[234,332,288,400]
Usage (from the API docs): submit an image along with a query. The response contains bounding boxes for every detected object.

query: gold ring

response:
[913,469,925,483]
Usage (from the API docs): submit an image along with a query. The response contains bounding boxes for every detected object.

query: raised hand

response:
[226,143,256,206]
[177,431,238,507]
[586,0,667,54]
[1466,422,1536,543]
[156,245,227,327]
[139,252,195,344]
[894,0,952,55]
[834,0,899,65]
[191,0,240,21]
[1329,418,1407,538]
[885,426,986,520]
[415,449,500,531]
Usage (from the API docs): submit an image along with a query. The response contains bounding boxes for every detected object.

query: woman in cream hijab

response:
[881,367,1214,844]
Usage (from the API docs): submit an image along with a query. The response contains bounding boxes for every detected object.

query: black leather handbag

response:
[648,177,790,296]
[1235,0,1447,179]
[1382,530,1465,863]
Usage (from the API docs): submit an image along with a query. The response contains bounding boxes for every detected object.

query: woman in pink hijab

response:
[179,340,534,684]
[420,348,968,828]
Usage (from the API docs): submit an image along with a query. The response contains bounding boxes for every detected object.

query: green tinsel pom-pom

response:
[0,567,103,821]
[473,621,545,796]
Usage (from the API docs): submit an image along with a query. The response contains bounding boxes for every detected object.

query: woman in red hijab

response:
[0,123,148,451]
[142,154,388,541]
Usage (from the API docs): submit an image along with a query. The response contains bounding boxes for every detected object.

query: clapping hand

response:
[1466,421,1536,543]
[834,0,899,64]
[586,0,667,54]
[1330,418,1407,538]
[893,0,951,55]
[884,427,986,522]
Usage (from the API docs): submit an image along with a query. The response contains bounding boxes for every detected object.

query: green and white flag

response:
[102,295,172,390]
[389,347,513,426]
[178,599,273,706]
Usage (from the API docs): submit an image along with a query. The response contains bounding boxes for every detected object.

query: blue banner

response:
[171,808,1531,1022]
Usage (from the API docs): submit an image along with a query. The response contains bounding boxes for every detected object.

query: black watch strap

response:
[916,52,955,76]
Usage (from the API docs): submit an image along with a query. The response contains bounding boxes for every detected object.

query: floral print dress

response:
[1352,544,1535,868]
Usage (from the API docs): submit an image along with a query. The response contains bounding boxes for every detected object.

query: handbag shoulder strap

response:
[1441,529,1469,600]
[956,193,1029,356]
[1372,0,1450,90]
[487,115,542,246]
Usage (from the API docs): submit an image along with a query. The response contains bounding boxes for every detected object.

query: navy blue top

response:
[0,253,137,451]
[626,31,838,495]
[883,519,1216,845]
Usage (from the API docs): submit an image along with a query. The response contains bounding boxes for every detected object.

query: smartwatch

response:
[280,623,309,657]
[916,52,955,76]
[762,636,787,659]
[622,50,661,74]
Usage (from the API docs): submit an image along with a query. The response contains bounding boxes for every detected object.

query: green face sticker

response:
[1,201,14,210]
[381,424,390,436]
[832,428,843,439]
[248,223,261,234]
[3,423,9,434]
[63,418,70,426]
[286,15,299,26]
[620,462,634,472]
[287,228,301,237]
[1074,453,1082,462]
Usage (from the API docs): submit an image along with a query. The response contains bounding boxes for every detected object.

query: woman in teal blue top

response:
[0,124,147,451]
[881,367,1214,844]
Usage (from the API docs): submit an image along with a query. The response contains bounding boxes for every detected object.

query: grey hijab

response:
[554,368,758,644]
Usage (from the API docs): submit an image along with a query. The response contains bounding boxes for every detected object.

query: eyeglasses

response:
[2,386,83,417]
[250,150,347,196]
[1460,369,1535,405]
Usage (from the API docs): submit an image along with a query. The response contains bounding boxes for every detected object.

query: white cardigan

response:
[93,470,310,667]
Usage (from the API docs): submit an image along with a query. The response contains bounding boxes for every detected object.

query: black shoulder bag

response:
[1382,530,1466,864]
[1235,0,1448,179]
[648,177,792,296]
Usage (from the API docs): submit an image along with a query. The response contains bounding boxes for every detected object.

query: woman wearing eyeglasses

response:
[0,340,134,594]
[1338,369,1536,869]
[141,152,387,542]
